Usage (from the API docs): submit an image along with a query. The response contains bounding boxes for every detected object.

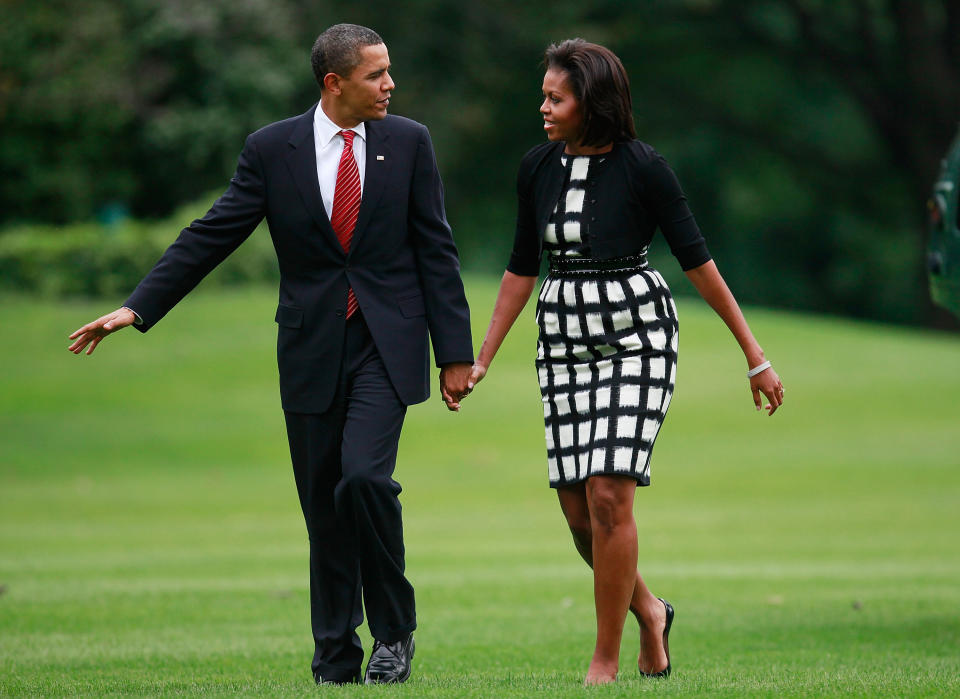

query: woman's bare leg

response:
[581,475,637,683]
[557,482,669,677]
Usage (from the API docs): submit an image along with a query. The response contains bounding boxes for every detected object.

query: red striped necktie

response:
[330,129,361,319]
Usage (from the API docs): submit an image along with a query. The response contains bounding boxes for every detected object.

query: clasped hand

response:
[439,362,487,412]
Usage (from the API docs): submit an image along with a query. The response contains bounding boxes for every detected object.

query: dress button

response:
[336,310,345,317]
[590,199,596,204]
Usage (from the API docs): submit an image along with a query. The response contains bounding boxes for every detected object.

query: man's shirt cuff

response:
[122,306,143,326]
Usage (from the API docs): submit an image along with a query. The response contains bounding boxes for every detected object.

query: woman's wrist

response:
[744,347,766,368]
[746,360,772,378]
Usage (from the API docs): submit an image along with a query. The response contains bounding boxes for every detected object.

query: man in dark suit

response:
[68,23,474,686]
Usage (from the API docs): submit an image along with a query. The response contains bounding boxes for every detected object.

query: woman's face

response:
[540,68,582,144]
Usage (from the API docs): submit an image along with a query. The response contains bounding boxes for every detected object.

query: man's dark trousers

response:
[284,311,415,683]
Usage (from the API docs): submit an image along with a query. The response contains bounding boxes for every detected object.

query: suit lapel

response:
[285,104,343,253]
[349,119,392,255]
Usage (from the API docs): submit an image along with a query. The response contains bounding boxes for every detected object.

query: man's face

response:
[335,43,395,123]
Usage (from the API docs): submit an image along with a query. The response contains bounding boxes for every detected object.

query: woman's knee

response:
[586,478,635,531]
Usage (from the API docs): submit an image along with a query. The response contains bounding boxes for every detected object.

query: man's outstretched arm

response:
[67,133,267,355]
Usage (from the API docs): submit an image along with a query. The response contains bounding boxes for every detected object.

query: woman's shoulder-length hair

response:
[544,38,636,148]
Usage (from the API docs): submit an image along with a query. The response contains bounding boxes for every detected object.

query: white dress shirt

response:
[313,104,366,219]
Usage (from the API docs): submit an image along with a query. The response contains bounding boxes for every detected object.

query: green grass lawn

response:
[1,277,959,697]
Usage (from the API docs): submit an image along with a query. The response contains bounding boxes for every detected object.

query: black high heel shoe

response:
[639,597,674,678]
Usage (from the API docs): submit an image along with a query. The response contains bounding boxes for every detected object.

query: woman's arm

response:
[684,260,784,415]
[467,271,539,388]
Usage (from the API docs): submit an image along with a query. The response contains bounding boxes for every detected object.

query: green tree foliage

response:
[1,0,957,326]
[0,0,311,222]
[633,0,959,325]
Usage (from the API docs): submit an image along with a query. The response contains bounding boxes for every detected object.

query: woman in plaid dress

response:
[467,39,784,685]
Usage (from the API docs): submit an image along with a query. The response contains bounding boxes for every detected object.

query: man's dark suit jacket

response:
[125,105,473,413]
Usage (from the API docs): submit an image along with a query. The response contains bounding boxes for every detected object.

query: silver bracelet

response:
[746,360,772,378]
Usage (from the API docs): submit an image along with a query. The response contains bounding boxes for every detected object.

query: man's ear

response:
[323,72,342,96]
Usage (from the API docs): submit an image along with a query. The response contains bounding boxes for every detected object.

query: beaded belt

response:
[549,253,649,275]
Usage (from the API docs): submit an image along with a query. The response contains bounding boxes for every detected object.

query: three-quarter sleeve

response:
[643,153,711,271]
[506,159,542,276]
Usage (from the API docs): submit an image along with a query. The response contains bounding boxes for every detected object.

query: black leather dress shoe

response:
[364,633,415,684]
[315,670,362,685]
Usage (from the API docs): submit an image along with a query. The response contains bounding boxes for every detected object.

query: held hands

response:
[439,362,488,412]
[439,362,473,412]
[67,307,136,356]
[750,364,784,416]
[468,362,486,390]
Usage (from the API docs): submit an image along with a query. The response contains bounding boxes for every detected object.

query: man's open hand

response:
[68,307,136,356]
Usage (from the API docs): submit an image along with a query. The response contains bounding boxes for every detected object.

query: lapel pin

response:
[376,155,385,161]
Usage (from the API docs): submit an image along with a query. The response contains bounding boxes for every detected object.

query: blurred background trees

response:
[1,0,957,326]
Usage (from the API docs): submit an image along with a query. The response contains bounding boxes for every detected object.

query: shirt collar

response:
[314,103,366,149]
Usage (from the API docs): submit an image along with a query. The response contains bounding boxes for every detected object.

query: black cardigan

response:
[507,140,711,276]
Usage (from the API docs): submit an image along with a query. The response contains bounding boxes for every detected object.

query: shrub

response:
[0,194,279,298]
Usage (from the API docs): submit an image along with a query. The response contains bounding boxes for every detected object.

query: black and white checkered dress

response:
[537,154,678,487]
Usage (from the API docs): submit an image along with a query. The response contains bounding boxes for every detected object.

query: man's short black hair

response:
[311,24,384,90]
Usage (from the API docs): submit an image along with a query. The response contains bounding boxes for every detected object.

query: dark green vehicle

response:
[928,126,960,319]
